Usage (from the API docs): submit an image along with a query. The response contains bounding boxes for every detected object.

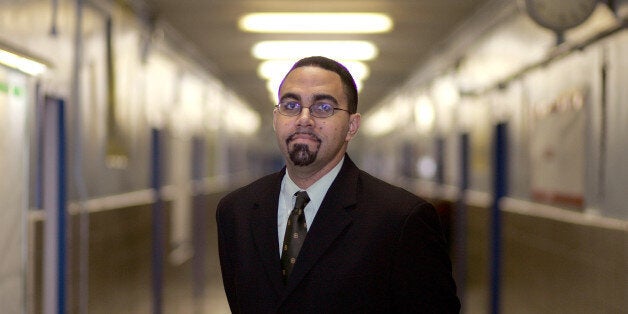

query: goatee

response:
[289,143,318,166]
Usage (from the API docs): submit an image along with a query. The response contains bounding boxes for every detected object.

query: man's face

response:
[273,66,360,170]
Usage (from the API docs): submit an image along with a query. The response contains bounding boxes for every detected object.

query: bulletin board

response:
[530,90,585,208]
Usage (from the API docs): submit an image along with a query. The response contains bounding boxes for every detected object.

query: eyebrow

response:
[279,93,339,106]
[279,92,301,103]
[312,94,339,106]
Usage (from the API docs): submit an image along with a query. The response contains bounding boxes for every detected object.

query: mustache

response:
[286,131,322,144]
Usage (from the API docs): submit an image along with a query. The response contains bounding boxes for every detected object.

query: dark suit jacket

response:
[216,156,460,313]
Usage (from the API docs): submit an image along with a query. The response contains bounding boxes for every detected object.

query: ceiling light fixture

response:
[239,12,393,33]
[252,40,378,61]
[0,48,47,76]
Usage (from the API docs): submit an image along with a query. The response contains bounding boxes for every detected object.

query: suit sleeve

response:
[390,201,460,313]
[216,198,239,313]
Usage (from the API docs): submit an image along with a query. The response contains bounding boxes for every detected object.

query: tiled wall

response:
[463,204,627,313]
[28,205,157,314]
[502,210,627,313]
[463,204,490,313]
[29,192,231,313]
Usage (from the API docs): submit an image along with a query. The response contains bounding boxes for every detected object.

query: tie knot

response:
[294,191,310,210]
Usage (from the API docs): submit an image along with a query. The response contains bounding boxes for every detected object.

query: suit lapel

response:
[250,169,285,296]
[280,156,360,300]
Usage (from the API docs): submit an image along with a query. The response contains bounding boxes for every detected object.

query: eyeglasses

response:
[275,101,350,118]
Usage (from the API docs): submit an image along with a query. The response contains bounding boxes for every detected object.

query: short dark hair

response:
[281,56,358,114]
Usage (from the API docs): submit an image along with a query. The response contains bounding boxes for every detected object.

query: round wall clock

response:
[524,0,599,32]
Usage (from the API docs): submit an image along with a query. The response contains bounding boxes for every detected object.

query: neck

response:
[286,153,345,190]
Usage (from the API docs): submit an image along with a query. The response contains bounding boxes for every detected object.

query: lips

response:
[286,132,321,145]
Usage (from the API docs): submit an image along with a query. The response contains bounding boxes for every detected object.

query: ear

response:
[345,113,361,141]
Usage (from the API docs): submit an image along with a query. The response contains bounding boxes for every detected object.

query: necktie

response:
[281,191,310,283]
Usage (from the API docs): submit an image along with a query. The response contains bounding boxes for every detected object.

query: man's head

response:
[280,56,358,114]
[273,56,361,175]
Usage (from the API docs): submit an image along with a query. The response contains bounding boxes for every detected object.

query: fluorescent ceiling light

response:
[0,48,47,75]
[239,12,393,33]
[258,59,369,81]
[252,41,378,61]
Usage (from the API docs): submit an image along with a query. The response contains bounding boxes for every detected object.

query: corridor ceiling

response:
[137,0,492,116]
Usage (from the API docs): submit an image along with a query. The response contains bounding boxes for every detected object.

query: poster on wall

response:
[530,90,585,208]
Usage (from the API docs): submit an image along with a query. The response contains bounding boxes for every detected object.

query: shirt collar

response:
[285,157,344,196]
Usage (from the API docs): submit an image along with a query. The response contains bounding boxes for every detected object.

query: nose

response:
[296,107,314,126]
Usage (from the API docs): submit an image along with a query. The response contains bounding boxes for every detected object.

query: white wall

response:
[0,66,29,313]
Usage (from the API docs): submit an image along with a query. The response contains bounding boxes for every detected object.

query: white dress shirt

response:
[277,158,345,257]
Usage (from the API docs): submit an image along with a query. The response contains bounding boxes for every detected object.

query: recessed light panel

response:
[0,49,47,75]
[252,41,378,61]
[239,13,393,33]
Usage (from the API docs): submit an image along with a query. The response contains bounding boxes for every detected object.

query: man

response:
[216,56,460,313]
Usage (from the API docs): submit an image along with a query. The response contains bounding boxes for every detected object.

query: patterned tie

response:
[281,191,310,283]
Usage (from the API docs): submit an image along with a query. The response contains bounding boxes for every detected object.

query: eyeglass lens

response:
[279,101,335,117]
